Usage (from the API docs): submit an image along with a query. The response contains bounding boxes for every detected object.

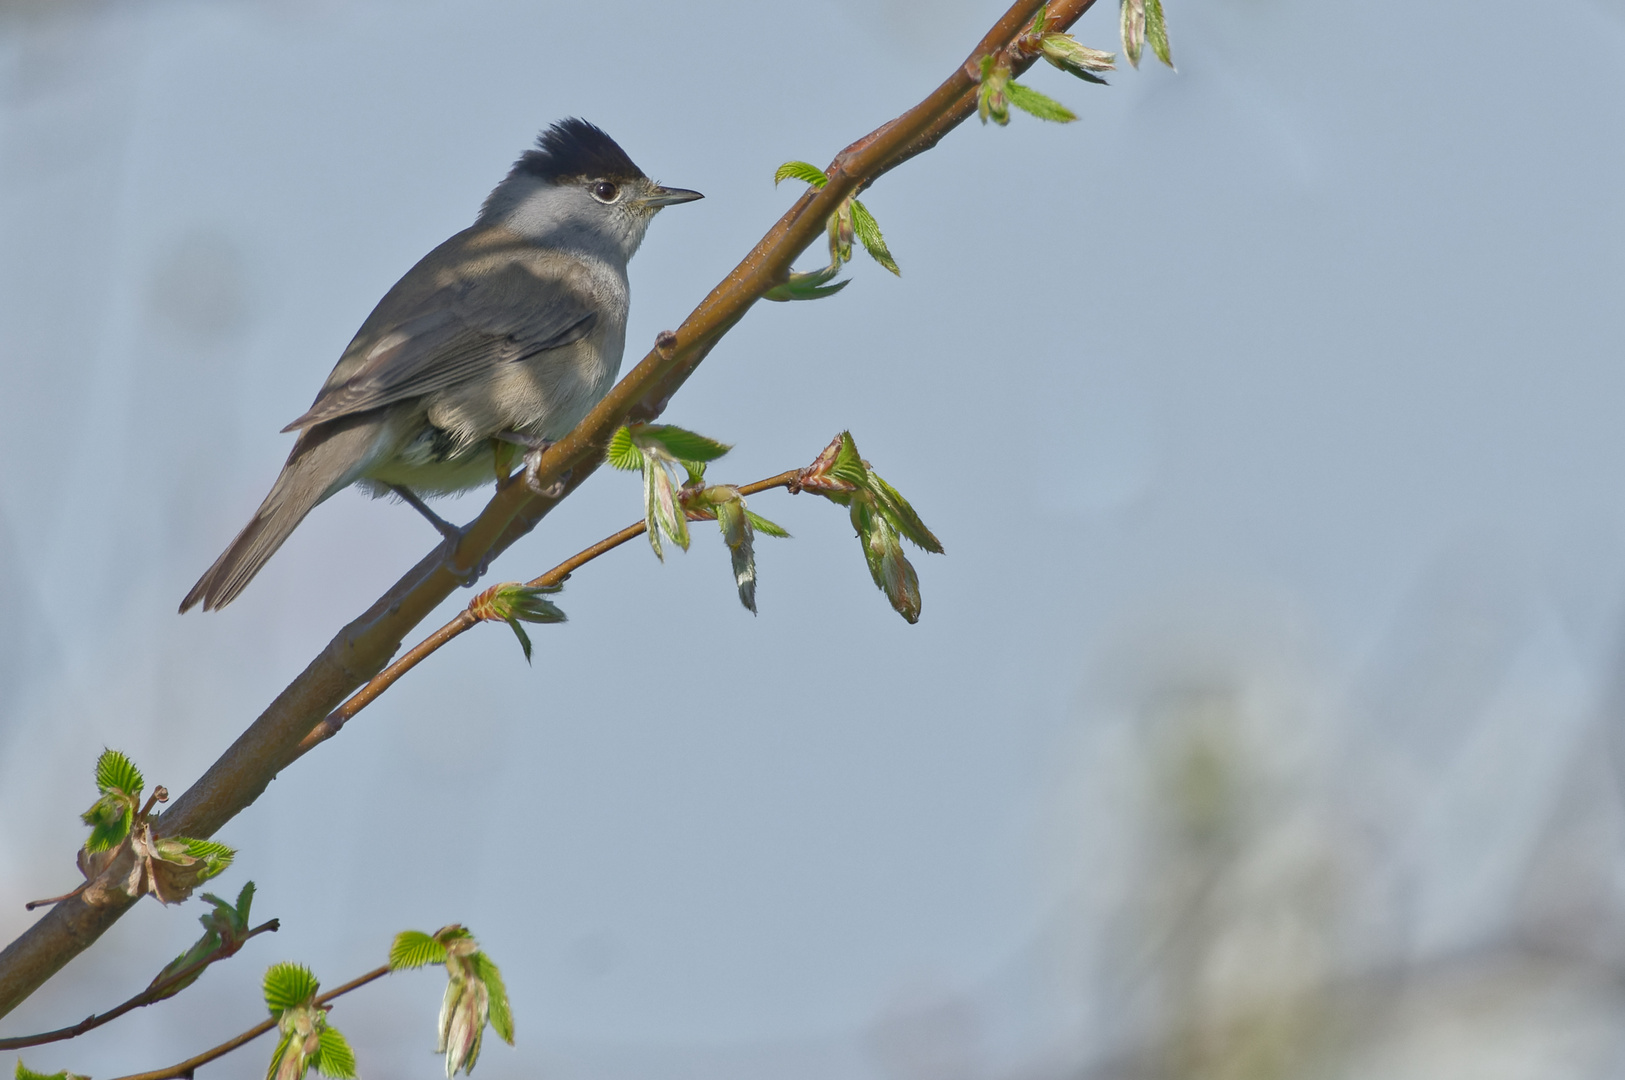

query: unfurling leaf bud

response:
[829,201,855,265]
[263,962,357,1080]
[792,433,861,497]
[1039,35,1116,83]
[791,432,943,622]
[678,482,788,614]
[713,492,758,614]
[469,582,567,663]
[1121,0,1145,68]
[148,881,269,1002]
[392,925,513,1076]
[977,55,1011,126]
[763,263,850,301]
[853,497,925,623]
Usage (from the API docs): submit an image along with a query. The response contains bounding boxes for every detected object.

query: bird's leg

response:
[493,432,569,498]
[388,484,462,542]
[388,483,487,586]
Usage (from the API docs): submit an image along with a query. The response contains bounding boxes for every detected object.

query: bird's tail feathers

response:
[180,421,377,613]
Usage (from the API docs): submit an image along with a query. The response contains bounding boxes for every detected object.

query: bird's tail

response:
[180,419,378,613]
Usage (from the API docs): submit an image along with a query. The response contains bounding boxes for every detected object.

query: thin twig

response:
[22,885,87,913]
[0,0,1098,1017]
[103,966,390,1080]
[0,921,279,1051]
[295,470,802,756]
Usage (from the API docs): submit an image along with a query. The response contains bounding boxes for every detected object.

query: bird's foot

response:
[523,445,570,499]
[492,432,569,498]
[440,535,493,588]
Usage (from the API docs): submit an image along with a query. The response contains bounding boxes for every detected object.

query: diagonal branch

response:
[0,0,1098,1020]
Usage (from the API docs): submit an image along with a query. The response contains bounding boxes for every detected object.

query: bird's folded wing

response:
[282,262,598,432]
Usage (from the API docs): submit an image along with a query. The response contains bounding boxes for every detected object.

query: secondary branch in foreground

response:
[0,921,279,1052]
[103,966,390,1080]
[294,469,801,756]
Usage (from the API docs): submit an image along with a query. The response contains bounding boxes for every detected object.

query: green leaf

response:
[391,929,450,970]
[1030,7,1048,32]
[1144,0,1173,67]
[848,200,900,275]
[505,585,567,624]
[773,160,829,188]
[512,596,566,624]
[81,790,135,853]
[95,748,144,798]
[828,432,870,489]
[82,747,144,852]
[162,837,235,882]
[235,879,257,923]
[851,497,884,585]
[311,1027,358,1080]
[879,539,923,624]
[763,262,849,302]
[507,621,534,663]
[866,471,944,554]
[638,424,732,464]
[745,510,790,538]
[473,952,515,1046]
[1057,64,1109,86]
[1121,0,1145,68]
[605,426,644,471]
[1005,80,1077,123]
[263,961,320,1013]
[15,1063,88,1080]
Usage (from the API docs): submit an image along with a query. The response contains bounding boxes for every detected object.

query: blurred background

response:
[4,0,1625,1076]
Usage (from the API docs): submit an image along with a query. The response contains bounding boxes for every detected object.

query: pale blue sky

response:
[3,0,1625,1076]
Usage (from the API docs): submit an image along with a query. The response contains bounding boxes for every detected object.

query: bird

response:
[181,118,701,613]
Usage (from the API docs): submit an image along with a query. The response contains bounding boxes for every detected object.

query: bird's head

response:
[481,118,702,261]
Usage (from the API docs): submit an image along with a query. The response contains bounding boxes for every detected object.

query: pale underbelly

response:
[358,429,506,497]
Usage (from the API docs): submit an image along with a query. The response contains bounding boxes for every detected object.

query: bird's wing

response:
[282,261,598,432]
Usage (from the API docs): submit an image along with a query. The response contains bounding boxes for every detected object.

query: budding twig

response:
[100,965,390,1080]
[293,469,801,757]
[0,920,278,1051]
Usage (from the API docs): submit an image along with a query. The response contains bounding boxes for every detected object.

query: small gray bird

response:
[182,119,700,612]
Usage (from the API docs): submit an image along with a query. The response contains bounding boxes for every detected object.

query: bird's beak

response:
[645,185,704,207]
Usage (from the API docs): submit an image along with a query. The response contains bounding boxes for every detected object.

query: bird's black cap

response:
[512,118,645,184]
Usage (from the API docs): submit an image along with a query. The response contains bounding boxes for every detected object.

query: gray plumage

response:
[182,119,701,612]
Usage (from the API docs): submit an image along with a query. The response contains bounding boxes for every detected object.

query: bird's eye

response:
[590,180,620,203]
